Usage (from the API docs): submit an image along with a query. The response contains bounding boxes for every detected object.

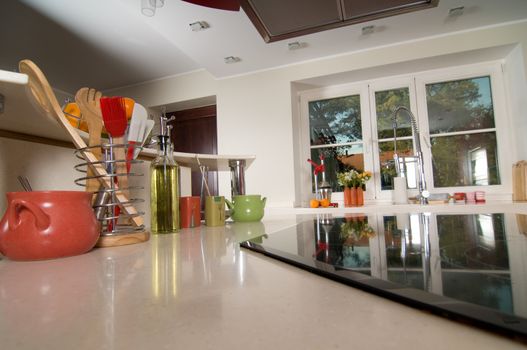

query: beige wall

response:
[97,21,527,207]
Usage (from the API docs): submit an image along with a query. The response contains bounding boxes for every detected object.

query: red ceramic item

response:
[0,191,100,261]
[180,196,201,228]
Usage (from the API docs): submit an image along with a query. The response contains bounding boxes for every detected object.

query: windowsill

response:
[265,200,527,216]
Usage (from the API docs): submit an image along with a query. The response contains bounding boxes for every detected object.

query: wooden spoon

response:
[75,87,103,194]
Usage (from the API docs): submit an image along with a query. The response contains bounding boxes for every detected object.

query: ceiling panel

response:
[343,0,434,19]
[247,0,342,37]
[241,0,438,42]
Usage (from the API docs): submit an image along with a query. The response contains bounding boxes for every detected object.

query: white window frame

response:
[298,83,373,206]
[368,75,420,201]
[298,60,512,204]
[415,61,511,198]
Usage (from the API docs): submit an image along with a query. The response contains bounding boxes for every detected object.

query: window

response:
[425,76,500,187]
[300,84,372,196]
[308,94,363,192]
[372,86,417,191]
[299,62,509,204]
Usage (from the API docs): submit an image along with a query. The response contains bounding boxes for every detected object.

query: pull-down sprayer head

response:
[392,105,429,205]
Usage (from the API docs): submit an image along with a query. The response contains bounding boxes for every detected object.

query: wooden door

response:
[168,105,218,197]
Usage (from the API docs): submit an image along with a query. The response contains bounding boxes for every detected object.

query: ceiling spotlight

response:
[287,41,307,50]
[189,21,210,31]
[448,6,465,17]
[361,25,375,35]
[141,0,156,16]
[224,56,241,64]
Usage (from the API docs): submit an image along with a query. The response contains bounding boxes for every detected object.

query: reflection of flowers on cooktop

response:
[439,240,510,270]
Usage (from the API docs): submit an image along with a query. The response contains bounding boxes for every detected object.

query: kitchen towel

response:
[393,177,408,204]
[396,213,410,231]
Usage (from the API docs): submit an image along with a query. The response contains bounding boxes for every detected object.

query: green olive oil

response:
[150,162,179,233]
[150,122,180,233]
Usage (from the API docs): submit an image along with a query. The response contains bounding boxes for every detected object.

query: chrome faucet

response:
[392,106,429,205]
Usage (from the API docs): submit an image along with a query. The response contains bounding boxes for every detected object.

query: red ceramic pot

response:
[0,191,100,261]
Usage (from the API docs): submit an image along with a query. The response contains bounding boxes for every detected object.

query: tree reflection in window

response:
[426,76,500,187]
[308,95,363,192]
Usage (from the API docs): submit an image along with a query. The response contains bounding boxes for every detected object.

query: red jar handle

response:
[8,199,51,232]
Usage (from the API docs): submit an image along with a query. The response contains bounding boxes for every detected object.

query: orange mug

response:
[0,191,100,261]
[179,196,201,228]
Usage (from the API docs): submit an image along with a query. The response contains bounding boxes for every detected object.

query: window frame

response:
[368,75,420,201]
[298,83,373,206]
[298,60,511,205]
[415,62,511,197]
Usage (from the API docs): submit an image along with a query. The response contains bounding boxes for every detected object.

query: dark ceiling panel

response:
[241,0,438,43]
[343,0,433,19]
[247,0,342,36]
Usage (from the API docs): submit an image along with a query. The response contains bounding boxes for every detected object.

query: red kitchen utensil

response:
[100,97,129,230]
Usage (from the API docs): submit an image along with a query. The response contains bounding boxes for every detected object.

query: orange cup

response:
[179,196,201,228]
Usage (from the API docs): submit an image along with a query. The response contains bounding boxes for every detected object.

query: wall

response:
[111,21,527,208]
[0,138,79,214]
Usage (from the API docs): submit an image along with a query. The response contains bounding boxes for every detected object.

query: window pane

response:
[310,145,364,192]
[431,132,500,187]
[426,76,495,134]
[309,95,361,146]
[379,139,414,190]
[375,87,411,139]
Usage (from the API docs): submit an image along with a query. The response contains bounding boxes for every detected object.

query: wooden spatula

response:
[75,87,103,194]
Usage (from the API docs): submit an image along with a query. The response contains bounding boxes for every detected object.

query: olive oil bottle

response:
[150,117,179,233]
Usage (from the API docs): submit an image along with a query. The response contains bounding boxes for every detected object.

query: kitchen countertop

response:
[1,213,526,349]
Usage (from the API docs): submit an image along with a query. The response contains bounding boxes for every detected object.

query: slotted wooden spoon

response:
[75,87,103,194]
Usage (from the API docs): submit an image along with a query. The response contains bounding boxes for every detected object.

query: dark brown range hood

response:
[240,0,439,42]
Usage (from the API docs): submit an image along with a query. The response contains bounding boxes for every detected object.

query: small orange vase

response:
[349,187,358,207]
[356,187,364,206]
[344,187,352,207]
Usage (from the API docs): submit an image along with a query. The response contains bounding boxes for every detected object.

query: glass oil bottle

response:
[150,115,180,233]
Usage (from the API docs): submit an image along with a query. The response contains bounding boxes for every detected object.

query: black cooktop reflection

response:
[241,212,527,338]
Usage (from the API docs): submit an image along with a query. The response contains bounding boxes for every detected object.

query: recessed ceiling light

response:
[224,56,241,64]
[287,41,307,50]
[189,21,209,31]
[361,25,375,35]
[448,6,465,17]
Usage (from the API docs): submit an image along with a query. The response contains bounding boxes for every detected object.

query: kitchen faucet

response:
[392,106,429,205]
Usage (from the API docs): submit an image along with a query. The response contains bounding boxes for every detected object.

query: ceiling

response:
[1,0,527,93]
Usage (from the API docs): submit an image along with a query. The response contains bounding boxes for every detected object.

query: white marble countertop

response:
[1,214,526,349]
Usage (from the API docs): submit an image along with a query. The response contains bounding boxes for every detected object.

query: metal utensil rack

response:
[74,142,148,246]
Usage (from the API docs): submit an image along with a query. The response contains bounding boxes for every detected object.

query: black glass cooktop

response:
[241,212,527,338]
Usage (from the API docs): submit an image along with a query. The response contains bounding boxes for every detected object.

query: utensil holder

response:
[74,142,149,247]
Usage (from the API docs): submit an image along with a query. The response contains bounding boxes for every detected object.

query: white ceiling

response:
[2,0,527,93]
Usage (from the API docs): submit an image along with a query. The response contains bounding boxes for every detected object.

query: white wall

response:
[503,44,527,163]
[0,138,79,214]
[109,21,527,208]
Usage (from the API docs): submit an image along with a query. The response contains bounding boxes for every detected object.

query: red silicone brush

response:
[100,97,129,231]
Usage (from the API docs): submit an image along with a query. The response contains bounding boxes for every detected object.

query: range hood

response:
[240,0,439,42]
